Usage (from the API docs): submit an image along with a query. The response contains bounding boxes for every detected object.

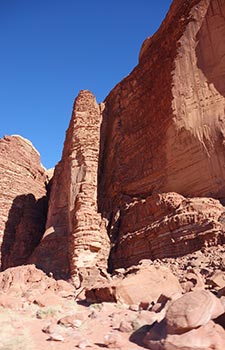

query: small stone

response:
[119,320,134,333]
[58,314,84,328]
[78,340,92,349]
[139,301,150,310]
[104,333,124,348]
[48,333,64,342]
[129,304,139,312]
[88,310,98,319]
[150,302,163,313]
[42,323,61,335]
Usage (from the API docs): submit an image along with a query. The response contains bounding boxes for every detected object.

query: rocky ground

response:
[1,258,225,350]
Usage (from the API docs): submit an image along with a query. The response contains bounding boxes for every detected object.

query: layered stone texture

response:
[98,0,225,269]
[2,0,225,285]
[0,135,47,270]
[109,193,225,270]
[30,91,110,284]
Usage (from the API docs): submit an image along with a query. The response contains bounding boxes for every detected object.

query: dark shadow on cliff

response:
[1,193,48,271]
[29,228,70,280]
[196,0,225,97]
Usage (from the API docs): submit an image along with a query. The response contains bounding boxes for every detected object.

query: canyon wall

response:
[98,0,225,269]
[0,135,47,271]
[2,0,225,283]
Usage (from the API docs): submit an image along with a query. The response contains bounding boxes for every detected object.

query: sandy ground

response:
[0,298,153,350]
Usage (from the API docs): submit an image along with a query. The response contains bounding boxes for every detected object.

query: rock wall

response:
[97,0,225,269]
[0,135,47,270]
[109,192,225,270]
[2,0,225,282]
[30,91,110,284]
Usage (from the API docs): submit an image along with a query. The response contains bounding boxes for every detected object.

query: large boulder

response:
[166,290,224,334]
[164,321,225,350]
[86,265,182,305]
[143,291,225,350]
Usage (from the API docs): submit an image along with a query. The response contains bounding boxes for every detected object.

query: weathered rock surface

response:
[109,192,225,270]
[0,135,48,271]
[30,90,110,283]
[166,290,224,334]
[85,264,182,305]
[143,290,225,350]
[164,321,225,350]
[0,264,75,298]
[98,0,225,269]
[3,0,225,298]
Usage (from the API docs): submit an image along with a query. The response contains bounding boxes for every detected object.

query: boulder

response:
[166,290,224,334]
[164,321,225,350]
[86,265,182,305]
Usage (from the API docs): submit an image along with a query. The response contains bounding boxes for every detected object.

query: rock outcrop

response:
[143,290,225,350]
[86,264,182,305]
[0,135,48,271]
[2,0,225,290]
[98,0,225,269]
[30,91,110,284]
[109,192,225,270]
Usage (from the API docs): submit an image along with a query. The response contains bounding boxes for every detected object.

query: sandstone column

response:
[30,90,110,286]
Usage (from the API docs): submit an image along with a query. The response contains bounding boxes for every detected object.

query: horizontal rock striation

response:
[109,192,225,270]
[30,91,110,284]
[0,135,48,270]
[2,0,225,287]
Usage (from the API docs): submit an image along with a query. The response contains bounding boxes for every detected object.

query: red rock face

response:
[98,0,225,269]
[30,91,110,284]
[109,193,225,270]
[99,0,225,208]
[4,0,225,283]
[0,135,48,270]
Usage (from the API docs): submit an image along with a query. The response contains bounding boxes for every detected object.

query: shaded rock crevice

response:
[1,194,48,271]
[0,135,48,272]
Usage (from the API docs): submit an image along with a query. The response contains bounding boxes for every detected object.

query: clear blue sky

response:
[0,0,172,169]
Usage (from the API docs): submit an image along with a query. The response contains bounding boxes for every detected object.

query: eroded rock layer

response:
[30,91,110,284]
[98,0,225,268]
[7,0,225,283]
[109,192,225,270]
[0,135,47,270]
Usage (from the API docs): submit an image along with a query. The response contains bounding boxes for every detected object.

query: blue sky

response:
[0,0,172,169]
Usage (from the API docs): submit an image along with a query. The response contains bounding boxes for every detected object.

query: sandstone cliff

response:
[0,135,48,270]
[99,0,225,210]
[98,0,225,270]
[2,0,225,285]
[30,91,110,284]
